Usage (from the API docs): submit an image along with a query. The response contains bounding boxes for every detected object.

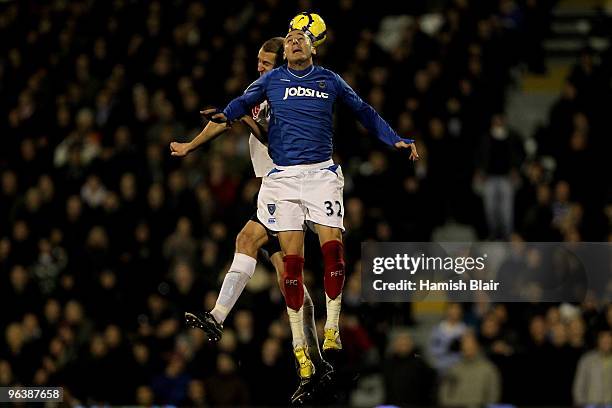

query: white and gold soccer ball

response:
[288,12,327,47]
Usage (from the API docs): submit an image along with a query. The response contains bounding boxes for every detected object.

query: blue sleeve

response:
[333,72,414,146]
[223,73,269,121]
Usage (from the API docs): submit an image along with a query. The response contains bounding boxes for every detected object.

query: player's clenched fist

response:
[170,142,192,157]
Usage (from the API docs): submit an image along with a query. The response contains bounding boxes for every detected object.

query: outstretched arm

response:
[170,107,270,157]
[334,73,418,159]
[170,111,229,157]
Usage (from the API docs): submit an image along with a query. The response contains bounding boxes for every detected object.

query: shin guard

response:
[322,240,345,299]
[282,255,305,311]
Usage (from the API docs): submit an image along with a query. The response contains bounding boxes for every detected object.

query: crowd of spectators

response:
[1,0,611,406]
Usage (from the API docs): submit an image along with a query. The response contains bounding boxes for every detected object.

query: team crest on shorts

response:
[267,203,276,215]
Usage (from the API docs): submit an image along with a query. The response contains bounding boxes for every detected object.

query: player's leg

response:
[270,231,334,405]
[211,220,269,322]
[185,220,268,340]
[315,224,345,353]
[277,230,316,405]
[301,164,346,354]
[258,172,310,349]
[269,241,323,368]
[258,168,318,405]
[302,285,324,367]
[297,164,345,400]
[278,230,308,346]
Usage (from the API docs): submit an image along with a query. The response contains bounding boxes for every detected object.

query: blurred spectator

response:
[163,216,198,265]
[547,322,579,405]
[10,221,36,266]
[151,355,191,405]
[4,323,30,382]
[135,385,155,406]
[205,353,250,406]
[0,361,13,387]
[573,330,612,405]
[439,332,501,407]
[72,334,113,403]
[42,299,62,336]
[5,265,42,323]
[518,314,551,405]
[63,300,94,347]
[340,313,377,370]
[32,239,68,295]
[429,303,467,374]
[88,270,125,326]
[0,171,19,232]
[478,311,515,359]
[80,174,108,209]
[168,261,204,312]
[383,330,436,406]
[475,114,524,239]
[126,342,155,390]
[186,379,208,407]
[250,337,292,406]
[103,325,132,402]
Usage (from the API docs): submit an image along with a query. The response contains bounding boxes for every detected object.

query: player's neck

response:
[287,59,313,71]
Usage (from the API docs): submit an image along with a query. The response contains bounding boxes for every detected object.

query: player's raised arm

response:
[333,72,418,158]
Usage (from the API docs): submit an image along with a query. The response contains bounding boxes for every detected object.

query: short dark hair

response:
[261,37,285,67]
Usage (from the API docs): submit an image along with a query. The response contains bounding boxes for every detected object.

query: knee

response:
[236,229,259,255]
[330,229,343,242]
[279,232,304,247]
[319,227,342,245]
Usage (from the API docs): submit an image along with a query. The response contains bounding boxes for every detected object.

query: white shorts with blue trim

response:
[257,159,345,232]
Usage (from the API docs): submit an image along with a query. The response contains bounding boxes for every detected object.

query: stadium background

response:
[1,0,611,406]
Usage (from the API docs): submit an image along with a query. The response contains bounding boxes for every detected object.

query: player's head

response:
[258,37,284,76]
[284,29,316,65]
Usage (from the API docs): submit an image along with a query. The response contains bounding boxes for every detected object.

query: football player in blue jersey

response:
[209,26,419,404]
[170,37,334,405]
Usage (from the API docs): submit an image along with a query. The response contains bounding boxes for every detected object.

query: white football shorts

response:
[257,159,345,232]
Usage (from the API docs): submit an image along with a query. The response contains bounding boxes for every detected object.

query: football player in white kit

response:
[169,37,333,405]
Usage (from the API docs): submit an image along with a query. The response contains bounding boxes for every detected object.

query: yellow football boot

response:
[322,328,343,352]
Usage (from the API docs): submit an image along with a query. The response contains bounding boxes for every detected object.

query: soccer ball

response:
[288,12,327,47]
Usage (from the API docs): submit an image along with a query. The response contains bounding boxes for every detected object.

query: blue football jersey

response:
[223,64,413,166]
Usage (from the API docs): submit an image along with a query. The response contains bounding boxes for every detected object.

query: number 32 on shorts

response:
[324,200,342,217]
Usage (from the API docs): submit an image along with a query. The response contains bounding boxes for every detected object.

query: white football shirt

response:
[249,101,275,178]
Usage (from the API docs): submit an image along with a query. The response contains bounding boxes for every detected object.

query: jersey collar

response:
[286,65,315,79]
